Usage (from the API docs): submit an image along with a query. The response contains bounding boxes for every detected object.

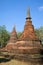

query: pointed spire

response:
[8,24,18,43]
[13,24,16,31]
[11,24,17,35]
[26,7,31,19]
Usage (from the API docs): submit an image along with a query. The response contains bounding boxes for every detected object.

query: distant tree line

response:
[0,25,10,47]
[0,25,43,48]
[35,26,43,44]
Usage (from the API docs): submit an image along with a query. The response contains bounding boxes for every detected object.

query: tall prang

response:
[20,8,37,40]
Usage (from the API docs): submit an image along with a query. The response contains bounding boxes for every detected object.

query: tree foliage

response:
[35,26,43,44]
[17,32,22,38]
[35,26,43,39]
[0,25,10,47]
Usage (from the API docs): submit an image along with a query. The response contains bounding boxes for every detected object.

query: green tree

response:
[0,25,10,47]
[35,26,43,44]
[35,29,40,39]
[39,26,43,39]
[35,26,43,39]
[17,32,22,38]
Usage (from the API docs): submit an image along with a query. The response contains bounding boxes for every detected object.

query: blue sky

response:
[0,0,43,32]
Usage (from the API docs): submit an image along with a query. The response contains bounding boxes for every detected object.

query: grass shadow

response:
[40,49,43,64]
[0,57,11,63]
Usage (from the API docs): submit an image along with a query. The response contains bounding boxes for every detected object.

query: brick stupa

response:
[6,26,18,50]
[20,8,37,40]
[13,8,41,54]
[9,26,18,43]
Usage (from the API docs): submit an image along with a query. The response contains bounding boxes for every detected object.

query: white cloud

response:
[38,6,43,11]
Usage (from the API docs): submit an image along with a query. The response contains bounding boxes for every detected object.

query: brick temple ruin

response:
[6,8,42,54]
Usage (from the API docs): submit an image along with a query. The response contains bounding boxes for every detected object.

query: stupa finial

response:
[13,24,16,31]
[26,7,31,19]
